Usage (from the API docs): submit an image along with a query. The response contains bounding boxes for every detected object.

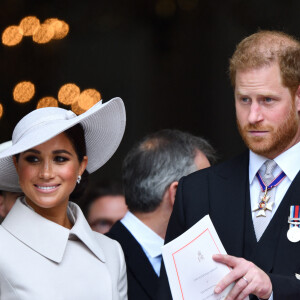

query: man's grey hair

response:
[122,129,216,213]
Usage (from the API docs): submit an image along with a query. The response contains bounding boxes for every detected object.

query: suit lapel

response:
[109,222,158,299]
[210,152,249,257]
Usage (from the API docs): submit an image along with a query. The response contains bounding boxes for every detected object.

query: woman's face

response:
[13,133,87,213]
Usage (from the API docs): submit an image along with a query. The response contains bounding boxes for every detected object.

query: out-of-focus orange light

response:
[58,83,80,105]
[32,24,55,44]
[44,18,69,40]
[13,81,35,103]
[0,103,3,118]
[19,16,40,36]
[78,89,101,110]
[2,25,23,46]
[36,97,58,109]
[71,101,86,115]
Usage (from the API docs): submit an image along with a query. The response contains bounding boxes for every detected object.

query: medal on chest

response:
[253,187,274,217]
[252,170,286,218]
[287,205,300,243]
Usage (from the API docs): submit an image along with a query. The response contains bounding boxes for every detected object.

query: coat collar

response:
[108,221,158,298]
[210,151,249,257]
[2,198,106,264]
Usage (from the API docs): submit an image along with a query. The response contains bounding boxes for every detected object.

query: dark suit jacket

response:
[159,152,300,300]
[107,221,159,300]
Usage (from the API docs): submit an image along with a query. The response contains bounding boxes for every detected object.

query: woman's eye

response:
[54,156,69,163]
[25,156,39,163]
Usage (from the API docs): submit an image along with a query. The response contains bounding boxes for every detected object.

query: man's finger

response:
[212,254,240,267]
[214,269,245,294]
[224,277,248,299]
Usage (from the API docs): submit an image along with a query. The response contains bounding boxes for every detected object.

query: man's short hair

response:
[122,129,216,213]
[229,30,300,94]
[83,180,124,217]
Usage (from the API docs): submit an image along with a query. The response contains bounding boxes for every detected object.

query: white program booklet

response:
[162,215,242,300]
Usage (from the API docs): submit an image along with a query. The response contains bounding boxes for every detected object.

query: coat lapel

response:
[69,202,106,263]
[109,221,158,299]
[2,199,106,264]
[209,152,249,257]
[2,199,69,263]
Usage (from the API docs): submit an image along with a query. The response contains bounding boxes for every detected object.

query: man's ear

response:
[167,181,178,207]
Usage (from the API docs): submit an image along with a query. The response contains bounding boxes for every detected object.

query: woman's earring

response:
[77,175,81,184]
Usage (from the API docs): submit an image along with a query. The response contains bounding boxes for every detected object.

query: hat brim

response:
[0,97,126,192]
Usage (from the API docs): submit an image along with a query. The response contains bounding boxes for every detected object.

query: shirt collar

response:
[121,211,164,258]
[2,198,106,264]
[249,141,300,184]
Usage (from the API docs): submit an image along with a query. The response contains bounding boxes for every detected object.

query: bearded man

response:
[159,30,300,300]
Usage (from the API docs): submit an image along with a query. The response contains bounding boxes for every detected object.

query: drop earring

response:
[77,175,81,184]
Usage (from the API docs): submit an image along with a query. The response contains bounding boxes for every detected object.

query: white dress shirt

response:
[249,141,300,220]
[121,211,164,276]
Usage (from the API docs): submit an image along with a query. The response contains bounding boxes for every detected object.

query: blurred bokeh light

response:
[13,81,35,103]
[19,16,40,36]
[58,83,80,105]
[44,18,69,40]
[78,88,101,110]
[2,16,69,46]
[0,103,3,119]
[2,26,23,46]
[32,23,55,44]
[71,100,86,115]
[36,97,58,109]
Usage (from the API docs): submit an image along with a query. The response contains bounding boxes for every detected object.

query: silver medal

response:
[287,226,300,243]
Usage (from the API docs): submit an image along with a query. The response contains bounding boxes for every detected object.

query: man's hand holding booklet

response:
[162,215,249,300]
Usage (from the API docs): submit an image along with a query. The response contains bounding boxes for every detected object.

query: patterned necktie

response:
[253,160,277,241]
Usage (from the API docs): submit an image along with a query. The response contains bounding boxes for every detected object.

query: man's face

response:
[235,63,300,159]
[88,195,128,234]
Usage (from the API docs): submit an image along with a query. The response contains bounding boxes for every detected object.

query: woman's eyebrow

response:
[22,149,73,156]
[52,150,73,156]
[23,149,40,154]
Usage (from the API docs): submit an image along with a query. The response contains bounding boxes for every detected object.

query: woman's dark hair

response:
[64,123,89,203]
[64,124,87,162]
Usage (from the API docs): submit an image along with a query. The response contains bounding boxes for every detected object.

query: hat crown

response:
[12,107,76,144]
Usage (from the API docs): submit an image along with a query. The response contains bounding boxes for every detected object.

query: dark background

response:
[0,0,299,185]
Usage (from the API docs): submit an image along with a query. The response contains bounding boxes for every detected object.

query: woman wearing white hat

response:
[0,98,127,299]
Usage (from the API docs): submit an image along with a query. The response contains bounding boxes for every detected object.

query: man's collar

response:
[249,151,267,183]
[249,141,300,183]
[121,211,164,258]
[2,199,106,263]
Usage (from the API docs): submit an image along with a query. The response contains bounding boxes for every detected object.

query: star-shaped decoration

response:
[252,188,274,217]
[253,201,274,217]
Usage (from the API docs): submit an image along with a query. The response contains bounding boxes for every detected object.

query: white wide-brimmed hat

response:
[0,97,126,192]
[0,141,12,153]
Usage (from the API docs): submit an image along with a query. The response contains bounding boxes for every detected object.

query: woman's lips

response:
[34,184,60,193]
